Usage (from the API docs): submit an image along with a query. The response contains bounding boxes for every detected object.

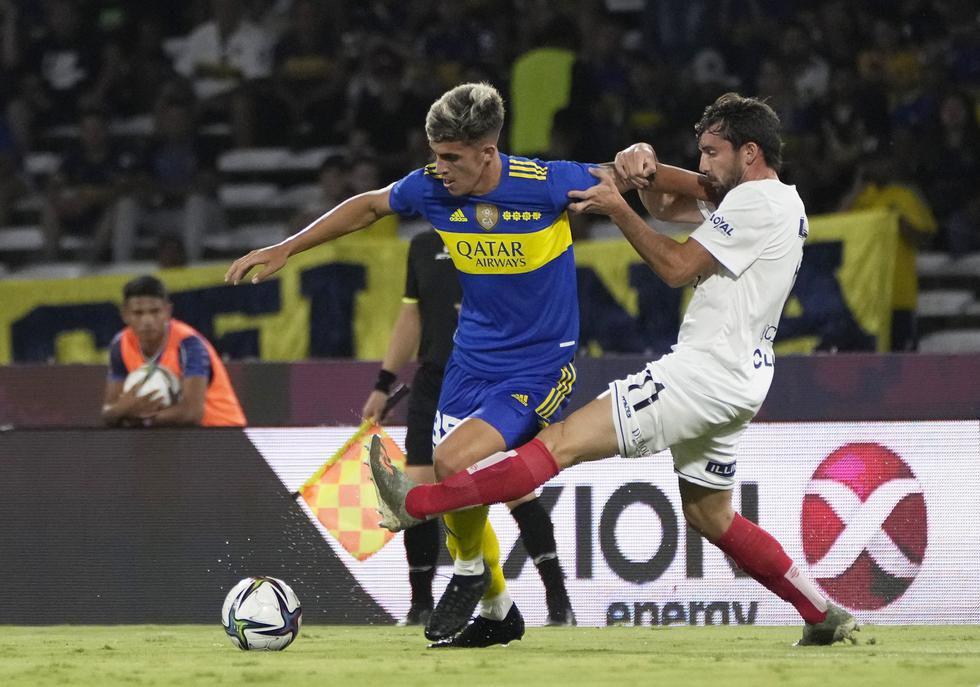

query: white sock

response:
[454,556,485,576]
[479,592,512,621]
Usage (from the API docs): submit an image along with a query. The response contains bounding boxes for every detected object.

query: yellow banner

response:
[776,208,898,353]
[0,210,898,364]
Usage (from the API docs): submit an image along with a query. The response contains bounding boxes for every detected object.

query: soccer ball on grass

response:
[221,576,302,650]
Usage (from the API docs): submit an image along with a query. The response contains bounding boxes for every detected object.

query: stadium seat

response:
[284,147,344,172]
[0,262,8,278]
[916,289,974,317]
[13,193,44,214]
[109,115,155,138]
[24,152,61,178]
[918,329,980,353]
[94,261,161,276]
[217,148,291,174]
[10,261,91,280]
[278,183,320,209]
[915,251,951,277]
[203,222,289,253]
[942,252,980,277]
[0,225,45,252]
[218,183,280,208]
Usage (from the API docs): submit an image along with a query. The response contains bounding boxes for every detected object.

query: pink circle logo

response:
[801,443,927,610]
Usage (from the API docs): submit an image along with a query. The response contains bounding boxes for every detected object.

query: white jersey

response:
[673,179,807,409]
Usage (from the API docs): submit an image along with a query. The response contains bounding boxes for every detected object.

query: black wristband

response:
[374,368,397,393]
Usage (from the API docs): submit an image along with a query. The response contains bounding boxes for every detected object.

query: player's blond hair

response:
[425,82,505,144]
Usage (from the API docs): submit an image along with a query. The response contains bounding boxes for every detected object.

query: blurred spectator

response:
[857,17,923,97]
[347,46,427,177]
[0,120,28,225]
[920,89,980,256]
[270,0,345,145]
[7,0,101,150]
[0,0,19,72]
[114,96,225,264]
[838,153,938,351]
[40,107,137,262]
[289,154,348,232]
[566,18,631,161]
[172,0,273,147]
[348,157,397,238]
[93,19,180,118]
[777,21,831,106]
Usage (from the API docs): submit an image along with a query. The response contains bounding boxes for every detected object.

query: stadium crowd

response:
[0,0,976,352]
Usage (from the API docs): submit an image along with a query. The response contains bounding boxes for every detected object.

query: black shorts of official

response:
[405,363,444,466]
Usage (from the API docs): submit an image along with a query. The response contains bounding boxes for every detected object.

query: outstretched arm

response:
[225,185,395,284]
[568,168,718,288]
[616,143,719,223]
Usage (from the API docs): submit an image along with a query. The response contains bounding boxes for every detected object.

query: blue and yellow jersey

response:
[389,153,597,377]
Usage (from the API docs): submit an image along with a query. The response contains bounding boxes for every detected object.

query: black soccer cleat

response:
[429,603,525,648]
[424,568,491,641]
[398,602,433,627]
[545,587,576,626]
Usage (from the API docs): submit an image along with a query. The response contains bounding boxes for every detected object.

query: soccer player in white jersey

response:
[371,93,859,646]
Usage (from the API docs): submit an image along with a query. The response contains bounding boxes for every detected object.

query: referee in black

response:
[363,229,576,627]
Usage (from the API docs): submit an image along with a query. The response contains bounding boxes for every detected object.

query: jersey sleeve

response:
[107,334,127,381]
[403,234,422,303]
[545,160,599,210]
[689,184,773,277]
[388,168,428,218]
[178,335,212,379]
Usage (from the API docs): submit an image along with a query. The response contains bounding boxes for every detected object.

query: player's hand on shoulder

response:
[615,142,658,189]
[362,390,389,424]
[225,244,290,285]
[567,168,628,217]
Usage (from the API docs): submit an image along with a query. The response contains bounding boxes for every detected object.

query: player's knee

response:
[682,500,733,542]
[431,452,455,481]
[537,422,575,469]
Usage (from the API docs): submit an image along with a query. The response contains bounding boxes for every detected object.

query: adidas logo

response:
[450,208,467,222]
[511,393,529,406]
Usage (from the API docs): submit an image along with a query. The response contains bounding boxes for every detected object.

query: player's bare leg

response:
[678,479,858,645]
[374,395,620,525]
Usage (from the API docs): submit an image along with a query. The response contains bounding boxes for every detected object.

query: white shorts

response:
[607,353,758,490]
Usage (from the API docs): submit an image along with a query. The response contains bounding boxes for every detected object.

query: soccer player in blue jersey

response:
[227,82,657,647]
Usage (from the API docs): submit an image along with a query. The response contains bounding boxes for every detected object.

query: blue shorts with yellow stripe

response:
[433,357,577,450]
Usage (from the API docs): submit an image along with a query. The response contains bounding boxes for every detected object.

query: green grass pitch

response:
[1,625,978,687]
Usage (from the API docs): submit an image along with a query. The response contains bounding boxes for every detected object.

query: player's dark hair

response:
[425,82,505,144]
[695,93,784,171]
[123,275,169,302]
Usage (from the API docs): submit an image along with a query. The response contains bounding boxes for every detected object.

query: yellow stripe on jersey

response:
[535,362,577,421]
[424,163,444,179]
[509,171,548,181]
[435,212,572,275]
[509,161,548,180]
[401,297,418,304]
[510,160,548,174]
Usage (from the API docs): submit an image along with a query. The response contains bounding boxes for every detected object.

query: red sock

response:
[405,438,559,519]
[715,513,828,624]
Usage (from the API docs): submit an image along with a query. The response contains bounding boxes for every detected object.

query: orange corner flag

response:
[298,421,406,561]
